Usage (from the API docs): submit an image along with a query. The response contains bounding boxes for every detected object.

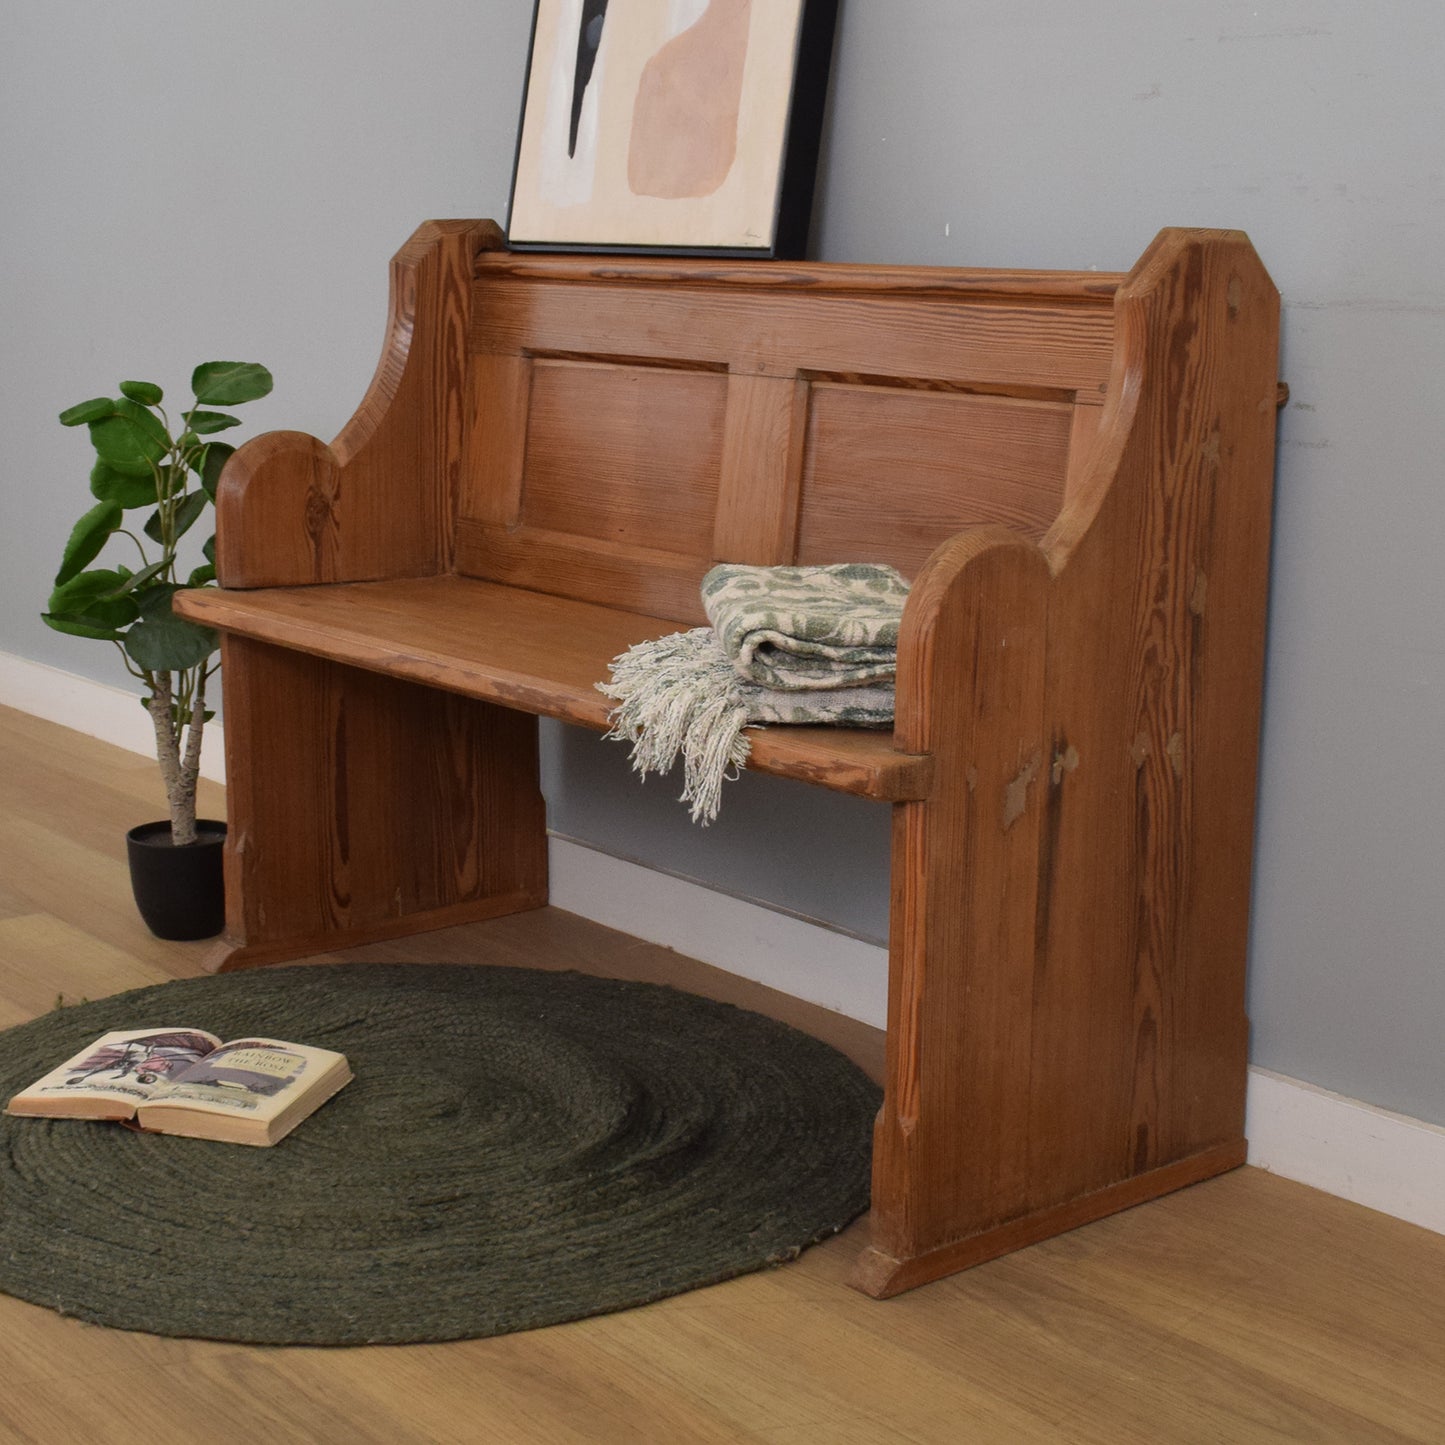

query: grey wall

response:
[4,2,1441,1126]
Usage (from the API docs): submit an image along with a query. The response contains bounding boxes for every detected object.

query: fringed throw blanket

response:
[599,563,910,823]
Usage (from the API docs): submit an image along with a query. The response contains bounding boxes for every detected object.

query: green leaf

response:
[191,362,272,406]
[59,397,116,427]
[124,615,218,671]
[187,563,216,586]
[89,460,156,508]
[109,558,170,595]
[185,410,242,435]
[49,567,135,614]
[198,442,235,497]
[142,489,206,546]
[135,583,181,620]
[203,535,216,564]
[87,398,171,476]
[42,613,126,642]
[55,501,123,585]
[118,380,163,406]
[50,598,137,632]
[47,568,141,635]
[171,490,209,541]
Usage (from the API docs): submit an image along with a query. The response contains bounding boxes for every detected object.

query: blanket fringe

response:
[598,629,751,824]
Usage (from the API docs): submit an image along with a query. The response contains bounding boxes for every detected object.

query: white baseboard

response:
[547,835,890,1028]
[0,649,225,783]
[4,648,1441,1237]
[1244,1068,1445,1235]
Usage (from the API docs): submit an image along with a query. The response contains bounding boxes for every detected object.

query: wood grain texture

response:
[518,360,726,552]
[475,247,1128,301]
[458,239,1113,619]
[177,579,933,803]
[796,385,1074,564]
[473,282,1116,397]
[188,222,1280,1293]
[458,352,532,526]
[456,358,727,615]
[454,519,713,624]
[713,370,809,564]
[5,712,1445,1445]
[860,229,1281,1289]
[210,634,548,970]
[853,1141,1248,1298]
[1061,396,1104,504]
[874,528,1053,1262]
[216,219,502,587]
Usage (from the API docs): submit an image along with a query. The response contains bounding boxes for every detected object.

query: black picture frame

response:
[505,0,838,260]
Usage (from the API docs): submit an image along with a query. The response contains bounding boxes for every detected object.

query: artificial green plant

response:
[45,362,273,847]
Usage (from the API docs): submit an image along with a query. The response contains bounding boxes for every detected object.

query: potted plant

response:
[44,362,273,939]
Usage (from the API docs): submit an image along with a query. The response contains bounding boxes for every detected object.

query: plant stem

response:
[145,673,196,846]
[177,666,207,839]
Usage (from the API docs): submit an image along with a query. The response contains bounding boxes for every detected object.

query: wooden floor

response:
[1,703,1443,1444]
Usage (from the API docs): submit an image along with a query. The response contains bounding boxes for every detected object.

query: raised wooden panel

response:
[456,358,726,617]
[516,360,725,554]
[796,385,1075,575]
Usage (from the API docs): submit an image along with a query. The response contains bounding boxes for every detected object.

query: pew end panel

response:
[214,219,505,589]
[858,229,1280,1294]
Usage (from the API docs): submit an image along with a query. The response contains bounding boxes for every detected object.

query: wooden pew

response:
[176,220,1282,1296]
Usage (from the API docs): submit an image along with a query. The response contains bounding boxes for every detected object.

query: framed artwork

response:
[506,0,838,258]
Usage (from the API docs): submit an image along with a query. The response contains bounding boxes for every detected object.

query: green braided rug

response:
[0,963,878,1346]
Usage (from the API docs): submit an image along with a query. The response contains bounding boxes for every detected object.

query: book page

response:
[5,1028,222,1115]
[146,1038,347,1123]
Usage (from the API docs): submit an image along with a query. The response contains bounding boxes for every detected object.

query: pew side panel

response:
[198,220,551,970]
[855,229,1279,1296]
[863,527,1053,1286]
[214,635,547,971]
[214,219,501,588]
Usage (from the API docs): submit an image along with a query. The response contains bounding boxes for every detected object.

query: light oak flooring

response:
[1,702,1443,1444]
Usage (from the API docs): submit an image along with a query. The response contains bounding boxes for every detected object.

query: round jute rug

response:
[0,963,879,1345]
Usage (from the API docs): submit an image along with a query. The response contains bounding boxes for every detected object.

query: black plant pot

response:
[125,819,227,941]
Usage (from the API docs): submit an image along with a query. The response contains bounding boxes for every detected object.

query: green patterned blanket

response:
[599,563,909,823]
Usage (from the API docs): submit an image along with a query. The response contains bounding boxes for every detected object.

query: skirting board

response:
[1244,1069,1445,1237]
[3,646,1442,1239]
[0,649,226,784]
[546,833,890,1028]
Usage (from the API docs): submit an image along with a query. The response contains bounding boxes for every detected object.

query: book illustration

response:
[59,1029,220,1089]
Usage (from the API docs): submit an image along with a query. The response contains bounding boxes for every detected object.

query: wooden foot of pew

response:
[850,1142,1247,1298]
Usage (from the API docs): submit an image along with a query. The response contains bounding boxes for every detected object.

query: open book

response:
[5,1027,352,1146]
